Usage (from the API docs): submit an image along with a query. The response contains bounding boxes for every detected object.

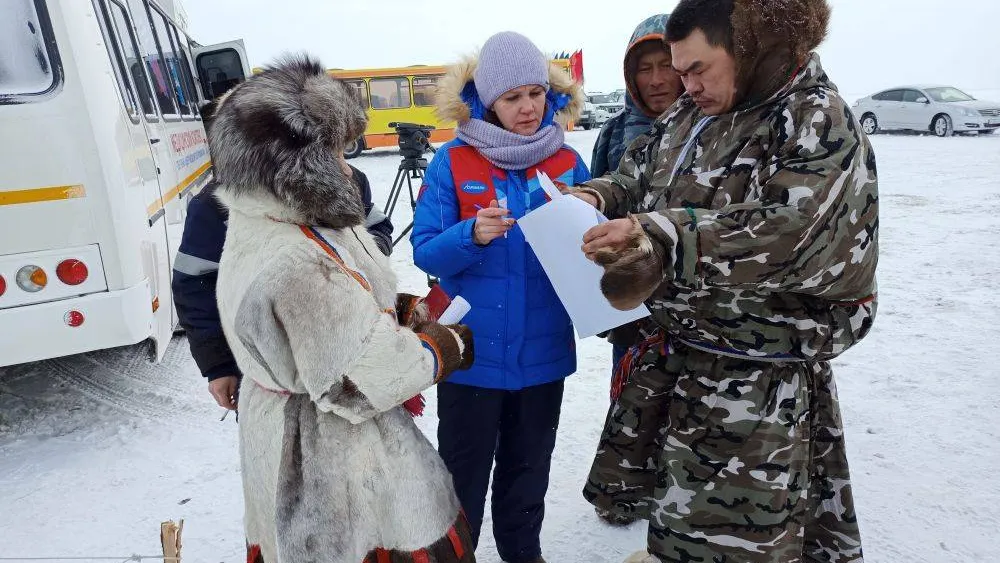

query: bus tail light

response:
[0,275,6,297]
[16,266,47,292]
[64,310,85,327]
[56,259,89,286]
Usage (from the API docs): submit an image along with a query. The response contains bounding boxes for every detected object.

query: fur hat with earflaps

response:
[209,55,368,229]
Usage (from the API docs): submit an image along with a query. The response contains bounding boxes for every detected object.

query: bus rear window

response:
[0,0,62,103]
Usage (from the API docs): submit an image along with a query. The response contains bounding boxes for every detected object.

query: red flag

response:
[570,50,585,84]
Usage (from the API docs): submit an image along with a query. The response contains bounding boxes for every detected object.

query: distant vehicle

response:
[578,99,596,130]
[312,57,580,158]
[608,89,626,102]
[326,65,455,158]
[853,85,1000,137]
[587,92,625,127]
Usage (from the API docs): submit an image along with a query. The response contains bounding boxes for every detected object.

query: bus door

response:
[192,40,251,102]
[126,0,192,344]
[95,0,170,281]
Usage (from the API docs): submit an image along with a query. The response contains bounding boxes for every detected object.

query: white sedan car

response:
[853,85,1000,137]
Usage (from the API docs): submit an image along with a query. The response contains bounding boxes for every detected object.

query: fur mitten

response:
[449,324,475,370]
[395,293,430,327]
[594,216,665,311]
[415,322,475,380]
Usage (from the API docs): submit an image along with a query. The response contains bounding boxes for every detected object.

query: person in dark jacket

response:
[173,143,393,411]
[591,14,682,177]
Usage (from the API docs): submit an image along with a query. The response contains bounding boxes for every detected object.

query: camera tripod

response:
[382,122,439,287]
[384,154,428,248]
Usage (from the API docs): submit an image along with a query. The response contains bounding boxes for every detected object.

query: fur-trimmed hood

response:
[730,0,830,108]
[624,13,672,118]
[208,55,368,229]
[434,55,584,128]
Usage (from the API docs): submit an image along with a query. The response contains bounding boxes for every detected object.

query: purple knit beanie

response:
[473,32,550,109]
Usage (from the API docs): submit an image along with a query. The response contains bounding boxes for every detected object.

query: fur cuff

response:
[395,293,429,327]
[449,324,475,371]
[597,216,665,310]
[636,212,679,274]
[572,187,607,214]
[416,322,475,381]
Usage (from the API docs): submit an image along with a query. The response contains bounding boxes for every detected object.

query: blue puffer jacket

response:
[411,140,590,389]
[411,53,590,390]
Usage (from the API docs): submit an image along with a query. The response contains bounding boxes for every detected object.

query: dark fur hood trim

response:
[209,55,369,228]
[731,0,830,107]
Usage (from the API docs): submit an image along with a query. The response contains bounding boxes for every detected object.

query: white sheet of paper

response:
[537,171,564,201]
[537,171,607,224]
[518,187,650,339]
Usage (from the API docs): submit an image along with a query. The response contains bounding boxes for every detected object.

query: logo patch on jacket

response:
[461,181,488,195]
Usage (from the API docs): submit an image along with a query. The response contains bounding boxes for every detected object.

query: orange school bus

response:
[329,65,454,158]
[328,54,582,159]
[254,55,583,158]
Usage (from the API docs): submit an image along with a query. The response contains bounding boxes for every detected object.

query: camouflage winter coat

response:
[580,54,878,361]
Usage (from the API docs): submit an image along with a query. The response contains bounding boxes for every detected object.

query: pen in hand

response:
[472,200,513,244]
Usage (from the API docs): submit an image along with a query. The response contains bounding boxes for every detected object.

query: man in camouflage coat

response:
[570,0,878,561]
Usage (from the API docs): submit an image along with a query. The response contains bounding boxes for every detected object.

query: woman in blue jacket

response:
[411,32,589,563]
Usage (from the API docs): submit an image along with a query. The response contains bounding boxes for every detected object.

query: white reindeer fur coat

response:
[209,57,467,563]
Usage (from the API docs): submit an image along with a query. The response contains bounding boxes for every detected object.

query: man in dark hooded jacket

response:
[590,14,684,528]
[572,0,877,560]
[591,14,683,178]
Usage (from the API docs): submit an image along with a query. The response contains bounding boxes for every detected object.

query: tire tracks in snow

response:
[41,339,213,429]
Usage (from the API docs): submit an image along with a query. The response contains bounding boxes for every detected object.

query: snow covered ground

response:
[1,128,998,563]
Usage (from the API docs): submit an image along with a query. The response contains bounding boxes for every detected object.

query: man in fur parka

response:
[572,0,877,561]
[211,56,477,563]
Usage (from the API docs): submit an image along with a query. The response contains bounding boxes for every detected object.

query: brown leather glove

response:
[396,293,430,327]
[594,216,665,311]
[415,322,475,382]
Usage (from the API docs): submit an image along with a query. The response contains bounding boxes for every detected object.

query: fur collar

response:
[434,55,584,128]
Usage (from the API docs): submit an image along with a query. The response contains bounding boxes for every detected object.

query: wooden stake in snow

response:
[160,519,184,562]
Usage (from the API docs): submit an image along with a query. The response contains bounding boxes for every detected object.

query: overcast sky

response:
[184,0,1000,99]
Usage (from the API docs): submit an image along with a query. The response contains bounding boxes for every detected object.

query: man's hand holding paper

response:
[581,218,637,262]
[517,172,649,338]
